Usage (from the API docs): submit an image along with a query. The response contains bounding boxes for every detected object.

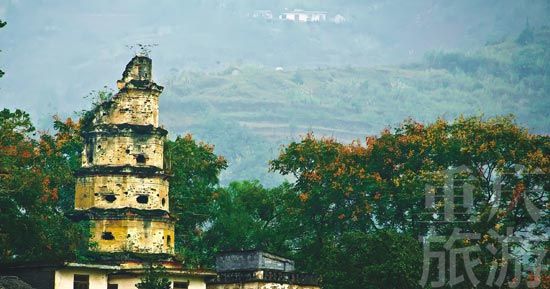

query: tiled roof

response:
[0,276,35,289]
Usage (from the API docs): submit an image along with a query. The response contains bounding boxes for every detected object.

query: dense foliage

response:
[0,109,84,262]
[165,134,227,265]
[202,180,300,261]
[269,115,549,289]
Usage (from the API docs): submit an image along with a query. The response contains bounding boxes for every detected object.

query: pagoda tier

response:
[81,124,167,169]
[72,208,175,255]
[75,167,169,211]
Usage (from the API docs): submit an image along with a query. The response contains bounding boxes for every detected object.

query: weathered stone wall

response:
[90,218,174,254]
[206,283,320,289]
[216,251,295,272]
[260,253,294,272]
[94,89,160,127]
[216,252,260,272]
[75,174,169,210]
[81,133,164,168]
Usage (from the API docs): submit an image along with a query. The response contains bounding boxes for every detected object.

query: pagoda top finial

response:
[126,43,158,57]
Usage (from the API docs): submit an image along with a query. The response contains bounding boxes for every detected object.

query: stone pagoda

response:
[74,55,174,256]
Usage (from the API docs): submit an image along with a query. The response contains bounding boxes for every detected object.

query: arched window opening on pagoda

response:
[103,194,116,203]
[101,232,115,240]
[136,154,146,164]
[137,195,149,204]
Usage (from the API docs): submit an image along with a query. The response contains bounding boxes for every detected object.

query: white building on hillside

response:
[252,10,273,20]
[279,9,328,22]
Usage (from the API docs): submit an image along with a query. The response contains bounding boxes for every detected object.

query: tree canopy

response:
[270,115,549,289]
[0,109,83,262]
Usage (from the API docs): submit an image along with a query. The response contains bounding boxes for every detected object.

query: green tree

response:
[203,180,300,261]
[321,231,422,289]
[165,134,227,266]
[135,264,171,289]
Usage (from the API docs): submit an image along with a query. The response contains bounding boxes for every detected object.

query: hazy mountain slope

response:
[0,0,548,120]
[160,27,549,185]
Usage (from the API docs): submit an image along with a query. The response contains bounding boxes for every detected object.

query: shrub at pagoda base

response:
[135,263,171,289]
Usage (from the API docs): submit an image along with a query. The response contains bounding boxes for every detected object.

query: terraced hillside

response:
[160,27,549,186]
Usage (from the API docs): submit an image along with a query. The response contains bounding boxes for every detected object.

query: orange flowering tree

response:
[0,109,83,262]
[271,133,377,243]
[271,115,549,289]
